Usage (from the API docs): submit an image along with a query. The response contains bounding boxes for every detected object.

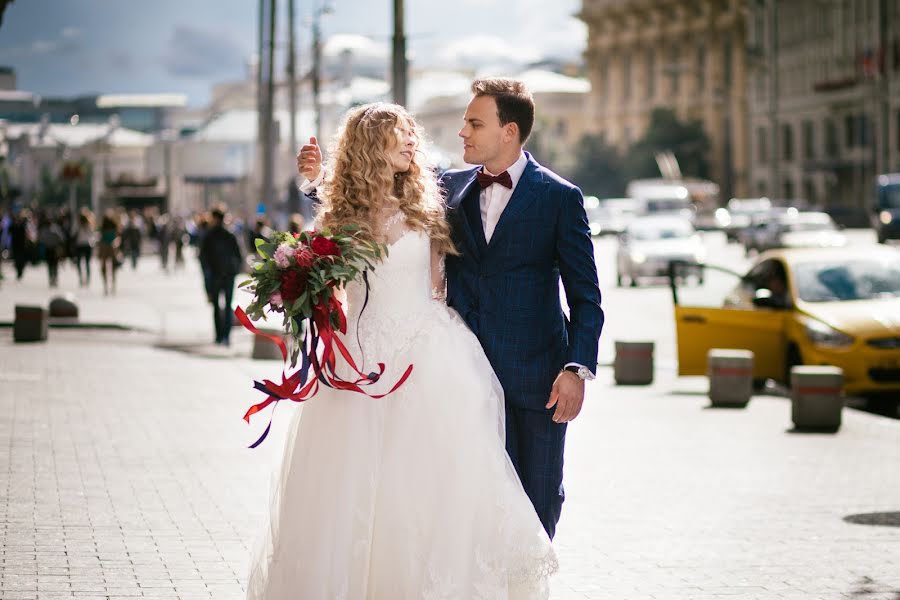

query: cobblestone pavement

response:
[1,257,899,600]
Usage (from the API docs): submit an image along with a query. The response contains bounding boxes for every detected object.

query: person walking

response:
[37,215,65,287]
[199,206,242,346]
[73,209,96,286]
[97,210,121,295]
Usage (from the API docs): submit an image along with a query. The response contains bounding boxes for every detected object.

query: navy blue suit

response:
[442,152,604,539]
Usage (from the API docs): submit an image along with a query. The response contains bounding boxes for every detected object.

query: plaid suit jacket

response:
[442,153,604,410]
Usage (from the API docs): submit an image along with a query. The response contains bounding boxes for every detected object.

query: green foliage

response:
[570,134,626,197]
[624,109,711,181]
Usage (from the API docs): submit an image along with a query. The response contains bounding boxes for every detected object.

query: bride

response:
[245,103,557,599]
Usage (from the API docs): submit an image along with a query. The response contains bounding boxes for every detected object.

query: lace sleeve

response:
[430,240,446,302]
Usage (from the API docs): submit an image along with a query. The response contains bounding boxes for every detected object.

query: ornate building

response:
[746,0,900,221]
[579,0,749,198]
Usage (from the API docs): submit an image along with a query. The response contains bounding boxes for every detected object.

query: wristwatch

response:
[564,365,593,381]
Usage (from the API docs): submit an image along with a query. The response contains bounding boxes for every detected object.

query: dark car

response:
[874,173,900,244]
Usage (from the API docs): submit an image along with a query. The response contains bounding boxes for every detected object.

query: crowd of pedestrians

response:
[1,201,307,344]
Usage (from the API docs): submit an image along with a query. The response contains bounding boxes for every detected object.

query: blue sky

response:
[1,0,585,106]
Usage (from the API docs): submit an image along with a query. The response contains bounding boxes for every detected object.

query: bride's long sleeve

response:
[430,241,446,302]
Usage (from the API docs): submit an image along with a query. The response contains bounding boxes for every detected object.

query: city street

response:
[2,234,899,600]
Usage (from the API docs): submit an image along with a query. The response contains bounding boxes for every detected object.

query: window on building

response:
[802,120,815,159]
[803,178,816,204]
[669,44,680,95]
[724,38,733,87]
[600,60,610,103]
[846,113,873,148]
[623,54,632,100]
[696,44,706,92]
[784,178,795,199]
[825,118,838,157]
[646,49,655,99]
[896,110,900,151]
[556,119,568,138]
[782,123,794,161]
[757,181,767,197]
[624,126,632,145]
[757,127,768,163]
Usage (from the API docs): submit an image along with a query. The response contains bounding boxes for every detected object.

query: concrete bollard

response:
[49,294,79,319]
[707,349,754,407]
[14,305,49,342]
[791,366,844,431]
[252,329,286,360]
[614,341,654,385]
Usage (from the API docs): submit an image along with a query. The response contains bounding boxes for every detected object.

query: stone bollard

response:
[791,366,844,431]
[49,293,79,319]
[614,341,654,385]
[707,349,754,407]
[14,305,49,342]
[252,329,286,360]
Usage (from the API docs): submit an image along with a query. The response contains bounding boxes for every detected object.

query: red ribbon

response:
[234,299,414,447]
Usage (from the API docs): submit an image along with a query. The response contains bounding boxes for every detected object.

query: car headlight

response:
[802,317,855,348]
[881,211,893,225]
[630,251,646,264]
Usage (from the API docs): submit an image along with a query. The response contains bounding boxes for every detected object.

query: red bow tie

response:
[476,170,513,189]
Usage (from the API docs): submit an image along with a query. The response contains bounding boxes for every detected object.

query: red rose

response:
[294,247,315,269]
[280,268,308,304]
[311,235,342,257]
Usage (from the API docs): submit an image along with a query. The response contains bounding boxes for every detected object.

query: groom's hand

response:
[297,136,322,180]
[547,371,585,423]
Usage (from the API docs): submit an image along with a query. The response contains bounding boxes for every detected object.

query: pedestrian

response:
[122,210,142,270]
[199,205,242,346]
[172,216,188,270]
[10,209,34,280]
[37,215,65,287]
[156,214,171,272]
[97,210,121,295]
[287,212,305,235]
[73,209,96,286]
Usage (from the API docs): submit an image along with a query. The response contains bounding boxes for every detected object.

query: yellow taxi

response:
[672,245,900,398]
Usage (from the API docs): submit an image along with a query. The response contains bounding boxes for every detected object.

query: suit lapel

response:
[486,154,543,250]
[446,170,484,257]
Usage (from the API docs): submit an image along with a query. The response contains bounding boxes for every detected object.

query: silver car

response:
[616,215,706,287]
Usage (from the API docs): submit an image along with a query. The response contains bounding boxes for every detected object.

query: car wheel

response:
[784,344,803,388]
[630,275,638,288]
[752,378,768,392]
[877,232,886,244]
[616,272,623,287]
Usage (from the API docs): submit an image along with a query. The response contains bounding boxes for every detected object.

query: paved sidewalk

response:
[1,258,899,599]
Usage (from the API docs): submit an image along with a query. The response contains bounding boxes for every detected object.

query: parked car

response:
[722,197,772,242]
[584,196,640,236]
[752,211,846,254]
[616,215,705,287]
[740,207,795,254]
[874,173,900,243]
[670,245,900,398]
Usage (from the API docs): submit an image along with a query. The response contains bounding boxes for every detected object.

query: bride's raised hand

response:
[297,136,323,181]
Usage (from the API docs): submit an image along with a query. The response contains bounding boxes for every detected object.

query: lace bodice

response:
[340,214,443,379]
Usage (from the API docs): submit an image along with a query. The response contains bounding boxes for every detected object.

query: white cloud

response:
[61,27,82,39]
[437,35,541,69]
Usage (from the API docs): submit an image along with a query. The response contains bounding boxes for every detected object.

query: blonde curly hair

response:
[317,103,457,256]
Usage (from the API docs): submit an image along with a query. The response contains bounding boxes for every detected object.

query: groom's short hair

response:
[471,78,535,144]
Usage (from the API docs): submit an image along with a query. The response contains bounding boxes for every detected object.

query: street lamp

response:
[310,2,334,139]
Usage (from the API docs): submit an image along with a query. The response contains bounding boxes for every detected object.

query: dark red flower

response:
[311,235,342,257]
[280,268,308,305]
[294,247,315,269]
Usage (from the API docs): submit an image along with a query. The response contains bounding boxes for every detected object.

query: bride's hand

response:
[297,136,322,180]
[546,371,584,423]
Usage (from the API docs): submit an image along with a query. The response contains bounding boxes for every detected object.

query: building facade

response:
[579,0,749,198]
[746,0,900,222]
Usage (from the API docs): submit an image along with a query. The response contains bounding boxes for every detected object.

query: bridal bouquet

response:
[235,227,413,447]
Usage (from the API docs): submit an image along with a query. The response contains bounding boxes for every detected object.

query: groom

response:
[297,79,603,539]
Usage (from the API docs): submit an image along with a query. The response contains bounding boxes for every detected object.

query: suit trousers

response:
[504,403,567,540]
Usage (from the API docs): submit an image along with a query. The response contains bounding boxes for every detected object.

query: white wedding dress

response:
[246,213,557,599]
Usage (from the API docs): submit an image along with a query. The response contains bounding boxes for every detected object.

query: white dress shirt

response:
[479,152,528,244]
